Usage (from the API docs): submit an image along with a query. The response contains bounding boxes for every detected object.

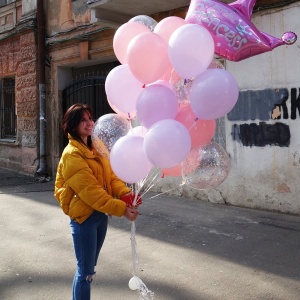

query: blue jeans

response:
[70,211,108,300]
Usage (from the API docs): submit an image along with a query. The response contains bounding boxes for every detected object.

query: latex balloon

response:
[162,164,182,177]
[127,125,148,137]
[92,114,130,158]
[105,65,143,118]
[185,0,297,62]
[136,85,178,128]
[110,135,153,184]
[168,23,215,79]
[182,142,231,189]
[175,104,216,149]
[144,119,191,168]
[129,15,158,32]
[169,68,194,107]
[113,22,150,64]
[107,98,136,119]
[128,276,142,291]
[127,32,170,84]
[189,69,239,120]
[154,16,186,43]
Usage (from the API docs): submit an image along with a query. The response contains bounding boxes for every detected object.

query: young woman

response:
[54,103,141,300]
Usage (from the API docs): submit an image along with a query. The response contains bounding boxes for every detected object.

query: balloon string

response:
[130,181,155,299]
[144,182,185,200]
[130,221,139,275]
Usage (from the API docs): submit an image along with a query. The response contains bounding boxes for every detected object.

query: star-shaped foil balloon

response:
[185,0,297,61]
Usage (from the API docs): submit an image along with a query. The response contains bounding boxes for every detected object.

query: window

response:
[0,0,15,8]
[0,78,16,141]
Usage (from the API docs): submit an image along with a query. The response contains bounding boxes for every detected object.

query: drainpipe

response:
[36,0,47,176]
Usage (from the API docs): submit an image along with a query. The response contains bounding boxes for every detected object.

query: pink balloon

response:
[161,164,182,177]
[136,85,178,128]
[162,146,200,177]
[168,24,215,79]
[154,16,186,43]
[176,105,216,149]
[190,69,239,120]
[185,0,297,62]
[113,22,150,64]
[128,126,148,137]
[147,80,173,90]
[110,135,153,183]
[105,65,144,118]
[144,119,191,168]
[127,32,170,84]
[107,98,136,119]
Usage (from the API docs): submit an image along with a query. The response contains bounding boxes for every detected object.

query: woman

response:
[54,103,141,300]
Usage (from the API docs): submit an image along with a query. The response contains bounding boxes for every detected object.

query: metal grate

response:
[0,78,16,139]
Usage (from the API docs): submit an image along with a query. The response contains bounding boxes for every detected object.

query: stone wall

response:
[0,30,39,174]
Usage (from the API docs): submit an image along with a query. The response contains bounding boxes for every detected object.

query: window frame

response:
[0,77,16,142]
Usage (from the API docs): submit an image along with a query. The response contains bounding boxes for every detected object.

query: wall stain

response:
[232,122,290,147]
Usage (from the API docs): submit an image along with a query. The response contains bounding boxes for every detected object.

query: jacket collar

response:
[68,134,96,159]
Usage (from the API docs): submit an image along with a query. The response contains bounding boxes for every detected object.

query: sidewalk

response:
[0,167,300,300]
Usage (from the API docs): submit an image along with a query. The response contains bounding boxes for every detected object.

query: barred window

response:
[0,0,15,8]
[0,78,16,141]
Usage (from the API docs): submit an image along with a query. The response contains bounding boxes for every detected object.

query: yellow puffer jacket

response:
[54,136,131,224]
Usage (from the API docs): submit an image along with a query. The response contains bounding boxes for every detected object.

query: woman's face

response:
[76,111,94,142]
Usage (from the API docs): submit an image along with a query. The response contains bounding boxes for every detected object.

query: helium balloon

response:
[176,105,216,149]
[92,114,130,158]
[169,68,194,107]
[168,23,215,79]
[144,119,191,168]
[129,15,157,32]
[189,69,239,120]
[182,142,231,190]
[110,135,153,184]
[154,16,186,43]
[105,65,143,118]
[127,32,170,84]
[136,84,178,128]
[113,22,150,64]
[185,0,297,61]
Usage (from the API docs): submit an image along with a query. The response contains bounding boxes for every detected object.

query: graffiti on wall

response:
[228,88,300,147]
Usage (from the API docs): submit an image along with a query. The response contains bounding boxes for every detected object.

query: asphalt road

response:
[0,168,300,300]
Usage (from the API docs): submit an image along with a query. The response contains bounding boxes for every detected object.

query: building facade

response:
[0,0,299,214]
[0,0,39,174]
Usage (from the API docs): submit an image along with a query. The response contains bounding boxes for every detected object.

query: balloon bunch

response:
[94,14,239,192]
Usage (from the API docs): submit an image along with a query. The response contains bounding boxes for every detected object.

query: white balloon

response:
[128,276,141,290]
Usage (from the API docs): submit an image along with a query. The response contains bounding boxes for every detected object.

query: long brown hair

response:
[62,103,93,148]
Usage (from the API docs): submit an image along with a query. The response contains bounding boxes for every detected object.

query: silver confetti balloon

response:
[170,68,193,107]
[182,142,231,190]
[92,114,130,158]
[129,15,157,32]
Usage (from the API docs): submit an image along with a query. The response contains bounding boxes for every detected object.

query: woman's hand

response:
[120,193,142,208]
[124,206,139,221]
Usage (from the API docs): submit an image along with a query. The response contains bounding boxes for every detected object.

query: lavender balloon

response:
[92,114,130,158]
[144,119,191,168]
[190,69,239,120]
[182,142,231,190]
[136,84,178,128]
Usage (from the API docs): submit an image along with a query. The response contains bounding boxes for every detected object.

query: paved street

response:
[0,167,300,300]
